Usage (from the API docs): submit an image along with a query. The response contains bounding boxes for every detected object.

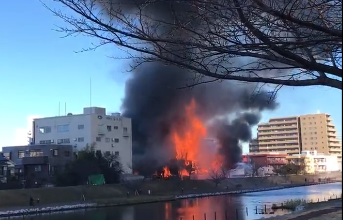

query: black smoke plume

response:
[121,64,277,174]
[95,1,279,174]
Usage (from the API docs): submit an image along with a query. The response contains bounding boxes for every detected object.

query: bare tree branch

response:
[44,0,342,90]
[209,166,227,187]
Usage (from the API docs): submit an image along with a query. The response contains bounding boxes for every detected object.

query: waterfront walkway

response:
[263,199,342,220]
[309,210,342,220]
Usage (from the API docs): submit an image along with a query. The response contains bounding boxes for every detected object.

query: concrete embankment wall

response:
[0,172,340,210]
[222,172,342,188]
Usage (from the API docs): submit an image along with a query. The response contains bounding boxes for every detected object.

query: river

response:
[15,182,342,220]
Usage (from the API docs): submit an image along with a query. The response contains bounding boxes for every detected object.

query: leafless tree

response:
[46,0,341,89]
[209,167,227,187]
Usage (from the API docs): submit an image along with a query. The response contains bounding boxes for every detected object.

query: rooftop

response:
[33,107,124,120]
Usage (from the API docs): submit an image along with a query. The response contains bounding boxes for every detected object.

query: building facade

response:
[248,138,259,153]
[298,114,341,164]
[286,153,315,174]
[0,154,15,183]
[257,116,301,155]
[287,150,341,173]
[1,145,74,187]
[32,107,133,173]
[252,113,342,166]
[242,153,288,169]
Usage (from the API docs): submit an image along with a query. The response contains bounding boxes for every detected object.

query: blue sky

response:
[0,1,342,153]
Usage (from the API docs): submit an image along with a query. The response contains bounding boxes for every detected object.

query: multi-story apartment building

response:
[252,113,342,166]
[32,107,133,173]
[257,116,301,155]
[299,114,341,159]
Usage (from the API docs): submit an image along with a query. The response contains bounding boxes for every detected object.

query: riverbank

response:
[1,172,341,209]
[260,198,342,220]
[0,180,341,218]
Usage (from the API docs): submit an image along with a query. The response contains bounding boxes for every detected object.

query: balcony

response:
[328,137,340,142]
[258,140,299,145]
[258,145,300,150]
[327,123,335,127]
[258,124,297,131]
[328,132,337,137]
[258,134,298,140]
[269,117,297,122]
[329,147,342,152]
[328,142,341,147]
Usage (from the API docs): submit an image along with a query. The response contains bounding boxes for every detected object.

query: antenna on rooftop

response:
[89,77,92,108]
[58,102,61,116]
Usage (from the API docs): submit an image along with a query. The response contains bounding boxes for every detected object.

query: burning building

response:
[121,63,278,177]
[93,0,279,177]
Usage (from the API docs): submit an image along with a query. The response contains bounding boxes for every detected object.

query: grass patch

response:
[272,199,307,211]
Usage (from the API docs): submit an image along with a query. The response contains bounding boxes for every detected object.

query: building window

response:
[57,124,69,132]
[114,151,119,156]
[18,150,25,159]
[29,150,43,157]
[39,126,51,134]
[123,127,128,132]
[34,165,42,172]
[115,138,119,143]
[39,140,54,144]
[78,124,84,129]
[57,138,70,144]
[64,151,70,157]
[114,126,118,130]
[105,138,110,142]
[107,126,112,131]
[52,149,58,156]
[96,137,101,142]
[77,137,84,142]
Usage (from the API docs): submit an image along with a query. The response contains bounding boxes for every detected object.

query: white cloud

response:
[13,115,41,146]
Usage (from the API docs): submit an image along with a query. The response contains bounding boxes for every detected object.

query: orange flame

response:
[173,99,206,162]
[163,166,171,178]
[169,99,225,179]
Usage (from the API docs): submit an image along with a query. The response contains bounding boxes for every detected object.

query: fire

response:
[173,99,206,163]
[163,166,171,178]
[171,99,209,177]
[162,99,225,179]
[211,155,224,172]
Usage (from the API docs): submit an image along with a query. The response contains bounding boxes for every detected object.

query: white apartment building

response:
[301,150,340,172]
[32,107,132,173]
